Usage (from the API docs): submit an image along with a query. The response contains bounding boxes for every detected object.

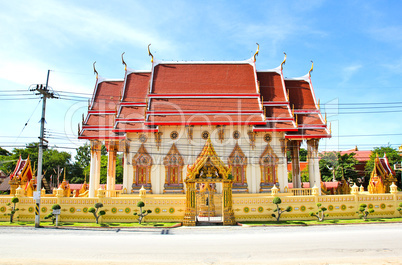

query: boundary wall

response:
[0,192,401,223]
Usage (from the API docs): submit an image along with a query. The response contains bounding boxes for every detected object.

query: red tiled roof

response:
[79,58,330,140]
[122,72,150,102]
[258,71,287,102]
[284,78,330,139]
[151,63,257,94]
[340,150,371,162]
[286,79,316,110]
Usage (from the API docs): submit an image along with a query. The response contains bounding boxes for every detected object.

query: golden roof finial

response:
[148,44,154,63]
[63,167,66,181]
[309,60,314,77]
[93,61,98,79]
[281,52,287,69]
[253,43,259,62]
[121,52,127,71]
[325,112,327,124]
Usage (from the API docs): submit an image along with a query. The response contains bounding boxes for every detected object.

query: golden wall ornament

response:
[186,125,193,143]
[247,131,256,149]
[154,132,163,151]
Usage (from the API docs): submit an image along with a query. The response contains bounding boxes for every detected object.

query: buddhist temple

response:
[368,154,397,193]
[8,155,34,196]
[78,45,330,205]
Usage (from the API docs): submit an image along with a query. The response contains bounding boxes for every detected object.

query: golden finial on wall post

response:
[121,52,127,71]
[253,43,259,62]
[309,60,314,77]
[148,44,154,63]
[93,61,98,79]
[281,52,287,70]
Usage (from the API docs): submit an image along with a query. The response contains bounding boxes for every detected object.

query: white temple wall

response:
[122,126,287,194]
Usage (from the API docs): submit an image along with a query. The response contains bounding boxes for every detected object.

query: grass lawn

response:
[0,221,181,228]
[240,217,402,226]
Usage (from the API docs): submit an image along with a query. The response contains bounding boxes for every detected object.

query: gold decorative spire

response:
[281,52,287,69]
[253,43,259,62]
[121,52,127,71]
[309,60,314,77]
[148,44,154,63]
[93,61,98,79]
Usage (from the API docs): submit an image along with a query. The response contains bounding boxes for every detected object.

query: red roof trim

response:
[82,126,114,129]
[253,128,299,132]
[112,129,158,133]
[144,121,267,126]
[119,102,147,106]
[147,110,263,115]
[266,118,294,121]
[263,101,289,106]
[78,136,125,140]
[298,126,327,129]
[285,134,331,139]
[88,110,116,114]
[294,109,320,114]
[115,118,144,122]
[148,93,260,98]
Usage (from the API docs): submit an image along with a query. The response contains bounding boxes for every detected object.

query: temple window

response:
[259,144,279,193]
[228,144,248,192]
[163,144,184,193]
[132,144,153,193]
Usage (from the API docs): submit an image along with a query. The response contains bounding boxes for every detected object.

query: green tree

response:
[287,148,307,162]
[70,144,123,184]
[271,197,291,222]
[88,202,106,224]
[365,146,401,178]
[44,204,61,225]
[356,203,374,221]
[309,203,328,222]
[5,197,19,223]
[319,151,359,183]
[0,147,11,156]
[397,202,402,214]
[133,201,152,224]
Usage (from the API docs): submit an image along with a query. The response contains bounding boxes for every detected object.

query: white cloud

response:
[340,64,362,84]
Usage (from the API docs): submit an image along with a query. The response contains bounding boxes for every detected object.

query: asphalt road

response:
[0,223,401,264]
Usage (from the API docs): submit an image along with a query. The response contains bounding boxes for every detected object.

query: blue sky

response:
[1,0,401,157]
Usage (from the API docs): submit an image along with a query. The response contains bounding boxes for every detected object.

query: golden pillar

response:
[222,180,235,225]
[183,182,197,226]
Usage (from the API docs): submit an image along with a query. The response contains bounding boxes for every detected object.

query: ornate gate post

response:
[183,181,196,226]
[222,180,235,225]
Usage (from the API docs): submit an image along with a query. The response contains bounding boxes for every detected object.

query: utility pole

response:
[30,70,57,228]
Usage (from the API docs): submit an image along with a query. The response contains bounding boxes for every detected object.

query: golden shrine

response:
[368,154,398,194]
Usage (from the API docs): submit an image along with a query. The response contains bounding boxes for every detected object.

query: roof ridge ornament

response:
[281,52,287,70]
[253,43,259,62]
[93,61,98,79]
[309,60,314,77]
[121,52,127,71]
[148,44,154,63]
